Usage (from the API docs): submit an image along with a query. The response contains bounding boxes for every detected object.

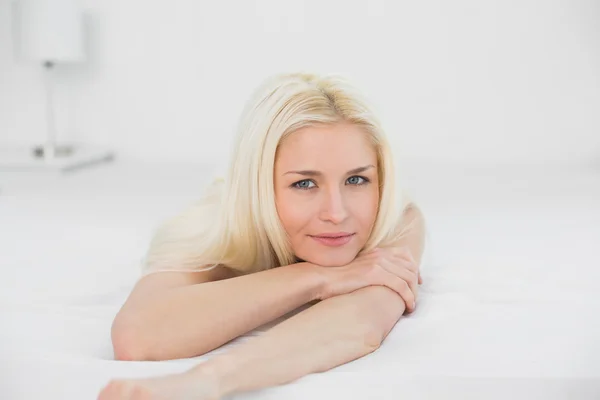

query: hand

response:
[315,246,421,313]
[97,368,220,400]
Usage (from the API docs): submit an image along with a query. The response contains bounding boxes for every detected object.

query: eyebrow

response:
[284,164,375,177]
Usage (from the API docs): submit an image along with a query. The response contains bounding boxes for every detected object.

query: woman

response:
[99,72,427,400]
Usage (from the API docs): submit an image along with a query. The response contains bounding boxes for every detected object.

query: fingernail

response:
[413,301,416,309]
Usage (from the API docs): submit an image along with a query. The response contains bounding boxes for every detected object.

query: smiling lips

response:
[309,232,355,247]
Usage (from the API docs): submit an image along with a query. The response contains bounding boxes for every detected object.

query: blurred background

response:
[1,0,599,167]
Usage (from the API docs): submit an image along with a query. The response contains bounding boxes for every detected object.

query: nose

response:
[319,186,348,224]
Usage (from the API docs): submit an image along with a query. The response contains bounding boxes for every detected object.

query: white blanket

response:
[2,161,599,399]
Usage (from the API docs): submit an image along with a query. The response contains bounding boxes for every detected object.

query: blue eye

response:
[293,179,316,190]
[347,176,369,185]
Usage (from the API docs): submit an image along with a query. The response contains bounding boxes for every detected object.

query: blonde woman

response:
[99,72,427,400]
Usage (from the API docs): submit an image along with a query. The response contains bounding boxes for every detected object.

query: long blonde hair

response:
[141,72,412,276]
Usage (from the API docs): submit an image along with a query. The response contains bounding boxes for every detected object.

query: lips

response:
[309,232,355,247]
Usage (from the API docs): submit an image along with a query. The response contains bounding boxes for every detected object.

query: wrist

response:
[192,355,237,399]
[300,261,330,301]
[183,360,227,400]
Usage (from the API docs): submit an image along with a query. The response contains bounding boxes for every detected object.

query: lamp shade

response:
[14,0,85,63]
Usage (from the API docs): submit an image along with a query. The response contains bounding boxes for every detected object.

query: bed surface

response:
[2,160,599,399]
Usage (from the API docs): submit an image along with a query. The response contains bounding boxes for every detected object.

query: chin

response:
[303,250,358,268]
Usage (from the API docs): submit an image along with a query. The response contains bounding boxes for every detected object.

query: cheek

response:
[350,189,379,230]
[276,192,309,235]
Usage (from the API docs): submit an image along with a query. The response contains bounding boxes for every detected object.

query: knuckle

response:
[405,260,418,272]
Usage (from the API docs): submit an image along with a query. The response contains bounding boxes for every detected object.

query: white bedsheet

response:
[2,160,600,399]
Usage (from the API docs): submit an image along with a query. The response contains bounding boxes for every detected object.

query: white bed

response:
[1,160,600,399]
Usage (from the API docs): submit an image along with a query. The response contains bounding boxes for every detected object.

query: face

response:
[274,122,380,267]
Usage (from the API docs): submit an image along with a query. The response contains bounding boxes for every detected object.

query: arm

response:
[196,204,427,397]
[198,285,404,398]
[112,262,325,362]
[113,203,424,363]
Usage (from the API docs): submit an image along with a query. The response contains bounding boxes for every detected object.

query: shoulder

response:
[398,199,421,222]
[392,201,425,238]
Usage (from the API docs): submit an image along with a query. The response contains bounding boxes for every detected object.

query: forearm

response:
[119,263,324,361]
[196,204,426,396]
[198,285,405,398]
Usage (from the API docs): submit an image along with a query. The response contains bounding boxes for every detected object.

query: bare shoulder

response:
[127,265,240,302]
[396,201,422,228]
[402,201,420,214]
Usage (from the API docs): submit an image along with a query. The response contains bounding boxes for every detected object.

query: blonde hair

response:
[141,72,413,277]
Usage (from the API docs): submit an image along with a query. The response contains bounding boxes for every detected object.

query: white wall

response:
[1,0,599,167]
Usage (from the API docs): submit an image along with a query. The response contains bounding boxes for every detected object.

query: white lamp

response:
[5,0,114,171]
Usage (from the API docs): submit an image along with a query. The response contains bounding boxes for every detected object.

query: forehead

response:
[275,123,377,171]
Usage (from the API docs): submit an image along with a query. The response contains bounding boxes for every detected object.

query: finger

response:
[381,258,419,300]
[385,275,416,313]
[375,268,415,313]
[395,256,418,274]
[397,268,419,303]
[379,259,418,309]
[368,250,419,305]
[388,248,418,273]
[391,246,415,264]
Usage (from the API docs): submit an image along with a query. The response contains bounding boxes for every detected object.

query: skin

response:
[98,122,424,400]
[274,122,380,268]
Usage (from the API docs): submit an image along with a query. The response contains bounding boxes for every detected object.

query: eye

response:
[292,179,316,190]
[346,176,369,185]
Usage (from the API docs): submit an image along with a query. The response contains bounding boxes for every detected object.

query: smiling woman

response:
[100,72,426,400]
[137,74,412,277]
[274,122,381,268]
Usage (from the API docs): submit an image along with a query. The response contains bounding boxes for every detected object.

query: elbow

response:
[351,287,404,352]
[111,314,149,361]
[362,328,384,353]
